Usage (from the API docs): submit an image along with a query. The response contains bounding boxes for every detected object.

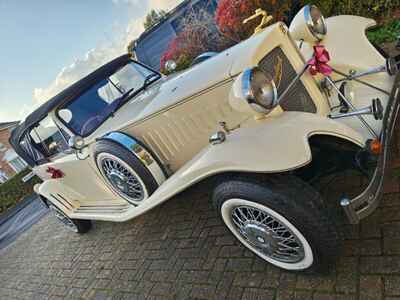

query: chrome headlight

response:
[289,5,327,42]
[230,67,278,115]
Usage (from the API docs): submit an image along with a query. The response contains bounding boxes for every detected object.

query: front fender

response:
[113,112,366,222]
[169,112,365,180]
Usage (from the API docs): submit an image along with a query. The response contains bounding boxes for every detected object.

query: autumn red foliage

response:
[160,6,231,74]
[215,0,290,42]
[160,27,210,73]
[160,0,291,73]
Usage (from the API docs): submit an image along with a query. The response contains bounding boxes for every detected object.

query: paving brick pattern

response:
[2,120,400,299]
[2,170,400,300]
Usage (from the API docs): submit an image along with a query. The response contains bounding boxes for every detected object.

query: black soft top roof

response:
[9,54,131,166]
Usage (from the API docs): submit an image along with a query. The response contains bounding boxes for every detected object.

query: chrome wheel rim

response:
[49,205,78,233]
[232,205,304,263]
[97,153,147,204]
[221,199,313,270]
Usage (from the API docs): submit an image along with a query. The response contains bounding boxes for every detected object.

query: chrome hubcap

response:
[241,223,278,255]
[231,205,305,263]
[109,171,129,193]
[99,155,145,203]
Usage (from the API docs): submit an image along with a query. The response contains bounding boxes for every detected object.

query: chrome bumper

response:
[341,73,400,224]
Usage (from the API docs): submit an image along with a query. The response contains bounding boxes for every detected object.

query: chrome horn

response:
[329,98,384,121]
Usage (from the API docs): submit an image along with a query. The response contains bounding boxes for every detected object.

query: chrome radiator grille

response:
[258,47,316,113]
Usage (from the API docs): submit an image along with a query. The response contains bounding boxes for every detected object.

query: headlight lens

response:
[305,5,327,41]
[243,67,278,113]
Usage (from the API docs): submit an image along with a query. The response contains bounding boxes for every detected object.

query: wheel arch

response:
[116,113,368,222]
[190,133,364,190]
[96,131,167,186]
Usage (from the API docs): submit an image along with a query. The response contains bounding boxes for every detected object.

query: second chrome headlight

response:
[230,67,278,115]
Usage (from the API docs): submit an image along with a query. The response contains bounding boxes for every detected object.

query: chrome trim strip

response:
[50,194,72,211]
[56,193,74,208]
[101,132,167,186]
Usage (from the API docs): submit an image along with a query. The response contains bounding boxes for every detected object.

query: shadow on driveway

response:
[0,195,48,250]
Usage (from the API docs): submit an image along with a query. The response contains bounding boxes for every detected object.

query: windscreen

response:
[57,62,158,137]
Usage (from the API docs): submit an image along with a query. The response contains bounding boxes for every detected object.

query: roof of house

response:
[0,121,19,131]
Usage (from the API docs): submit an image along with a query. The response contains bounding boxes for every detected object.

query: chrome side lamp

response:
[289,5,327,43]
[68,135,85,151]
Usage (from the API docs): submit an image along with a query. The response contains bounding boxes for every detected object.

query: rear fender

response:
[34,180,81,216]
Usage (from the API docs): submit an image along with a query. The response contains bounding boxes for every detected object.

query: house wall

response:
[0,128,17,178]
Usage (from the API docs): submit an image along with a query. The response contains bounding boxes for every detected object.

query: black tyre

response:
[49,204,92,234]
[93,139,159,205]
[212,174,342,273]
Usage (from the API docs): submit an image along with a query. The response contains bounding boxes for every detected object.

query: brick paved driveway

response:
[3,113,400,300]
[1,172,400,300]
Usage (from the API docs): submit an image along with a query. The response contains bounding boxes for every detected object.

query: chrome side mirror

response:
[68,135,85,150]
[164,60,177,73]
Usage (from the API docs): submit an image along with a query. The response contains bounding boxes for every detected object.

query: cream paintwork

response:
[294,15,394,138]
[95,23,330,172]
[68,111,365,221]
[33,16,390,222]
[34,152,123,207]
[322,16,394,138]
[89,22,330,144]
[228,22,330,116]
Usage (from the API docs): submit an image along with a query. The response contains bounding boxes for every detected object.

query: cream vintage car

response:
[10,5,400,272]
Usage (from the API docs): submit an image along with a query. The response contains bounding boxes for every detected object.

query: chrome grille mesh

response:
[258,47,316,113]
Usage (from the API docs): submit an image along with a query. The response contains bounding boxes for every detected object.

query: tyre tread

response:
[212,174,342,273]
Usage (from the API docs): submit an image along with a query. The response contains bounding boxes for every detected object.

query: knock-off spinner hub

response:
[242,222,278,253]
[109,171,128,192]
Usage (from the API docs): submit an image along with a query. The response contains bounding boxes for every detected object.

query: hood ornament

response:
[243,9,273,35]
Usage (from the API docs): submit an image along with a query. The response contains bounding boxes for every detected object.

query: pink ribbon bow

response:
[46,166,64,179]
[308,45,332,76]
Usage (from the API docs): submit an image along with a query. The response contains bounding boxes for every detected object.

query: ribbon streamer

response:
[308,45,332,76]
[46,167,64,179]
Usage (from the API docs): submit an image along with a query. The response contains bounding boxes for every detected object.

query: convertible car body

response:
[10,6,400,272]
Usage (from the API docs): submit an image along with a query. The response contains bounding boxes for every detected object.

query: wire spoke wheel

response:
[231,205,305,263]
[221,198,313,270]
[97,153,147,204]
[49,205,78,233]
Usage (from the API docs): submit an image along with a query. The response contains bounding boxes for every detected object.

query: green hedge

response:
[302,0,400,48]
[303,0,399,20]
[367,19,400,44]
[0,169,41,214]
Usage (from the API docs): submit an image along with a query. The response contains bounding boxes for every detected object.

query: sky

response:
[0,0,183,123]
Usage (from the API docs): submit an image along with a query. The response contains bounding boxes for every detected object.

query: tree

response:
[160,3,233,74]
[215,0,291,42]
[143,9,167,30]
